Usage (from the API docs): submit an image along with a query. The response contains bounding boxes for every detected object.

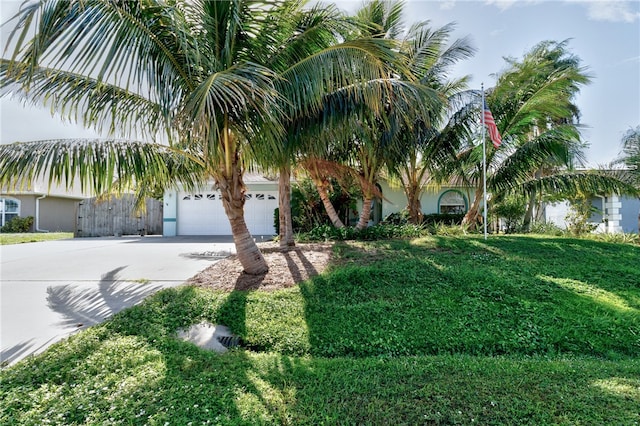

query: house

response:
[1,178,162,236]
[162,175,472,236]
[0,179,89,232]
[545,194,640,233]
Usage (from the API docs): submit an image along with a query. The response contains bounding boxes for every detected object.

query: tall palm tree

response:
[617,126,640,183]
[454,40,637,228]
[341,0,447,230]
[274,0,439,232]
[246,3,352,247]
[386,22,476,224]
[0,0,399,273]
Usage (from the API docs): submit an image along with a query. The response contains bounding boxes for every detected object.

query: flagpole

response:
[481,83,488,240]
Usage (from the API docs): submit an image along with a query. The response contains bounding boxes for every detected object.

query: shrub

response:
[565,193,599,236]
[290,178,358,232]
[589,232,639,245]
[429,221,472,236]
[381,209,411,225]
[422,213,465,226]
[297,223,427,242]
[529,221,564,236]
[0,216,34,233]
[492,195,526,233]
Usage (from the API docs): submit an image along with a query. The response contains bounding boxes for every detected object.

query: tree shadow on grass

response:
[3,239,639,424]
[2,279,639,424]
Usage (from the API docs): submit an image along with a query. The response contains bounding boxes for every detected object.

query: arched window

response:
[0,198,20,226]
[438,190,467,214]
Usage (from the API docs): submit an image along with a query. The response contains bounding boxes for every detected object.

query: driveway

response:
[1,236,236,366]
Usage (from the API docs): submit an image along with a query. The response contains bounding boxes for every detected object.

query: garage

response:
[176,190,278,236]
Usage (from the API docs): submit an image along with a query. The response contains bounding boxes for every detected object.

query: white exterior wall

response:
[545,201,570,229]
[357,183,471,223]
[545,195,637,234]
[378,181,406,218]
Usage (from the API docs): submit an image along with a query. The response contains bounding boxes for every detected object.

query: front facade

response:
[164,177,471,236]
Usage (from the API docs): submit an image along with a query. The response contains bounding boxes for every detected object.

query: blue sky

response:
[335,0,640,166]
[1,0,639,166]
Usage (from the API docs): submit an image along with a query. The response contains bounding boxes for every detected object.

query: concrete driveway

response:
[1,236,236,366]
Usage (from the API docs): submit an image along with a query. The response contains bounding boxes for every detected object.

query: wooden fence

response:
[75,195,163,237]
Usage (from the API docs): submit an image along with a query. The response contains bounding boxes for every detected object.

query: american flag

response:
[483,102,502,149]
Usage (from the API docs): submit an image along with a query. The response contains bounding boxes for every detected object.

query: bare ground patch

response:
[187,242,333,291]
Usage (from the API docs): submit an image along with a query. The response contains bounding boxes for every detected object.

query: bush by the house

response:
[566,192,599,236]
[0,216,34,233]
[422,213,465,226]
[298,223,427,242]
[492,195,527,233]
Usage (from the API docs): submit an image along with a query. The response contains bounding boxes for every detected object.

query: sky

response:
[1,0,639,167]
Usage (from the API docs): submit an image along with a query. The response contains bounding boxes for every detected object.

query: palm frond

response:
[516,170,639,198]
[489,125,583,192]
[0,139,204,196]
[7,0,193,94]
[1,60,170,140]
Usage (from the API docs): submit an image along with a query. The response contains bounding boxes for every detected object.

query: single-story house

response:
[162,175,472,236]
[0,179,89,232]
[545,194,640,234]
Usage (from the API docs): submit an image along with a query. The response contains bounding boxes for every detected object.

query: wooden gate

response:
[75,195,163,237]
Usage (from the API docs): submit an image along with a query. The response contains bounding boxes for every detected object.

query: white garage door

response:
[177,190,278,235]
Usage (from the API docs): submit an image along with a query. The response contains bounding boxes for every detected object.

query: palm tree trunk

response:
[278,165,295,248]
[405,182,423,224]
[356,194,372,230]
[218,166,268,275]
[523,190,536,231]
[462,186,484,227]
[313,177,346,229]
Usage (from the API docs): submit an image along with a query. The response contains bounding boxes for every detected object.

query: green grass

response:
[0,232,73,245]
[1,235,639,424]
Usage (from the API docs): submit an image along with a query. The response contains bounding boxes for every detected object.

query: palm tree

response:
[617,126,640,182]
[454,40,636,229]
[247,3,354,247]
[271,0,439,232]
[0,0,399,273]
[340,0,447,230]
[386,22,476,224]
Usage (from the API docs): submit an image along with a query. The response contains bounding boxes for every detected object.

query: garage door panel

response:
[178,191,276,235]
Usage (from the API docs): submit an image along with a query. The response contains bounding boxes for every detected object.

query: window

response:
[0,198,20,226]
[438,190,467,214]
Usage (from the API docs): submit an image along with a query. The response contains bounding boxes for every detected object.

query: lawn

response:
[0,232,73,245]
[1,235,639,425]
